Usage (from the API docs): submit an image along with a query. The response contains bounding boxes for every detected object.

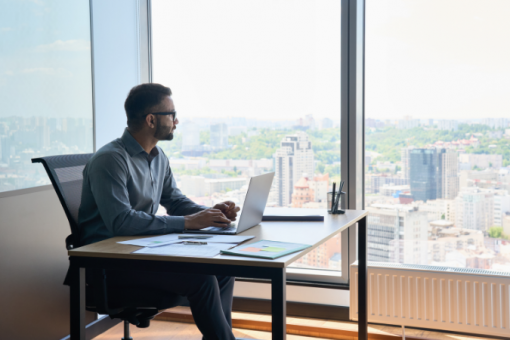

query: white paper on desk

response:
[132,243,234,258]
[179,234,254,244]
[118,234,254,248]
[117,234,181,247]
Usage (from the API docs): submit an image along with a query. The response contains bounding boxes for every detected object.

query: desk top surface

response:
[69,209,367,268]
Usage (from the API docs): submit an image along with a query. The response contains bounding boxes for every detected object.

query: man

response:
[78,83,240,340]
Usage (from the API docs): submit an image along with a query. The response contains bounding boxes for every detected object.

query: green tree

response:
[317,163,325,174]
[489,226,503,239]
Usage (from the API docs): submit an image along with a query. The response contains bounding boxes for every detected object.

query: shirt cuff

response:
[164,215,186,233]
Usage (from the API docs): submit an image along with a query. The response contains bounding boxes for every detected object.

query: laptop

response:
[186,172,275,235]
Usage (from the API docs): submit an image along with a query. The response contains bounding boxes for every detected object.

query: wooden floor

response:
[93,307,494,340]
[93,321,318,340]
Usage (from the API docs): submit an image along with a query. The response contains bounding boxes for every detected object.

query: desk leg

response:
[358,217,368,340]
[70,264,85,340]
[271,268,286,340]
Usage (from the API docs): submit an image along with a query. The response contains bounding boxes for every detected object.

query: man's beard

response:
[154,118,174,141]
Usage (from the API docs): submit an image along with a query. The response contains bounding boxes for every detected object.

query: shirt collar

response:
[121,128,150,157]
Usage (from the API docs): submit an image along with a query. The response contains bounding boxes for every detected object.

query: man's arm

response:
[88,154,186,236]
[158,157,234,229]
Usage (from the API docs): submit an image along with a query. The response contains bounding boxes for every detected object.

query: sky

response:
[0,0,93,119]
[152,0,341,122]
[153,0,510,122]
[366,0,510,121]
[1,0,508,122]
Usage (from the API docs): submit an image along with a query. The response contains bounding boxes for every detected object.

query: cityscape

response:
[0,116,93,192]
[3,113,510,273]
[366,117,510,272]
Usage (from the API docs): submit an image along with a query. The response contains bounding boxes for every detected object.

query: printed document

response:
[133,243,234,258]
[119,234,254,248]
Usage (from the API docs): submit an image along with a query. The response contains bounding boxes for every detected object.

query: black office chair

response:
[33,154,186,340]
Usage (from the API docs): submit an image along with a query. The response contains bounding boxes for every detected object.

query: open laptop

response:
[186,172,275,235]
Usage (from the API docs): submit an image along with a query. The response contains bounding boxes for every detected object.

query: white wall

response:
[0,187,95,340]
[91,0,150,149]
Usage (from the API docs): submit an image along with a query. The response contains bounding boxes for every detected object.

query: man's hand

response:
[213,201,241,221]
[184,208,232,230]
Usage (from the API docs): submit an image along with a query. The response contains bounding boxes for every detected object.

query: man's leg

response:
[106,270,236,340]
[216,275,235,327]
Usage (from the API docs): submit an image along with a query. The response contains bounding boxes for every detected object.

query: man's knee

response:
[217,275,235,289]
[186,274,218,299]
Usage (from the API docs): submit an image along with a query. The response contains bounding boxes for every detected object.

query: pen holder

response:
[327,191,346,214]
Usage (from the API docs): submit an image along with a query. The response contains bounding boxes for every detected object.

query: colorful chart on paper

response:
[220,240,311,259]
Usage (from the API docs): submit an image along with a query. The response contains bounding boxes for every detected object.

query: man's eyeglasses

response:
[145,111,177,121]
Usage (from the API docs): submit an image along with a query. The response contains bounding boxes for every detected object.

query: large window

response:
[365,0,510,272]
[0,0,93,193]
[152,0,342,276]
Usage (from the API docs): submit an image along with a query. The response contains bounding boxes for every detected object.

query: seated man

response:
[78,83,240,340]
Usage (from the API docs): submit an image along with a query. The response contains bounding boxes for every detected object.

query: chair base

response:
[122,320,133,340]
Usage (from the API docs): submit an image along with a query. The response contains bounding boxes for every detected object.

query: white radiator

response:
[350,262,510,338]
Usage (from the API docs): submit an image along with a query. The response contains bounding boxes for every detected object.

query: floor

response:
[93,320,315,340]
[93,308,495,340]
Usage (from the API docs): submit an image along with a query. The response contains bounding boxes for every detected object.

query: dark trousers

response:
[107,271,236,340]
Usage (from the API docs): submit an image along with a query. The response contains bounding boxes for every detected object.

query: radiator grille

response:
[350,262,510,337]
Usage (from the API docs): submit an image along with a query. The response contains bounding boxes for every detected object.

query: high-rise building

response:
[181,123,202,156]
[503,212,510,237]
[210,123,228,149]
[458,153,503,170]
[179,175,206,197]
[0,136,12,164]
[290,174,329,208]
[36,125,50,148]
[397,117,420,129]
[493,192,510,226]
[320,117,333,129]
[439,149,459,199]
[409,148,459,201]
[308,173,329,204]
[455,189,494,231]
[370,174,408,194]
[274,132,314,207]
[482,118,509,129]
[291,177,314,208]
[292,235,341,269]
[409,148,441,201]
[437,119,459,131]
[367,204,428,264]
[401,147,413,180]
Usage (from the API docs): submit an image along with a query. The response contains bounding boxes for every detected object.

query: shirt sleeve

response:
[88,153,186,236]
[160,162,208,216]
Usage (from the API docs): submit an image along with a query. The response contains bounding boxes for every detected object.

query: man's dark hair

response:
[124,83,172,131]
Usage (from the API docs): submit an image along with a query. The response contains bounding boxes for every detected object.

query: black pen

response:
[331,182,336,211]
[333,180,344,213]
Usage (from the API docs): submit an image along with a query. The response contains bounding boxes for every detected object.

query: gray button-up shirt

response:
[78,129,206,246]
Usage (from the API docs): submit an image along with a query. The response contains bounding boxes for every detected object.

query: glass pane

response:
[152,0,341,272]
[0,0,93,193]
[365,0,510,272]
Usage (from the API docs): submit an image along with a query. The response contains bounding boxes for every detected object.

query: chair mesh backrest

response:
[33,154,93,236]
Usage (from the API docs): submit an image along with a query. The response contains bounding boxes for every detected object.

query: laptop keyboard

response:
[200,225,236,233]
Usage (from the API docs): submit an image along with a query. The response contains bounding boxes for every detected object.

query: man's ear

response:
[145,114,156,129]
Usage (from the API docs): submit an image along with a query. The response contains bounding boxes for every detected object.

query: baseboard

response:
[60,315,121,340]
[233,297,350,321]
